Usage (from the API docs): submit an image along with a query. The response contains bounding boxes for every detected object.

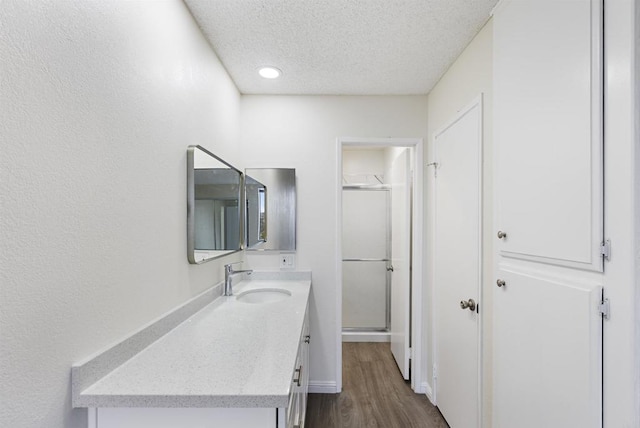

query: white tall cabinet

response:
[493,0,604,427]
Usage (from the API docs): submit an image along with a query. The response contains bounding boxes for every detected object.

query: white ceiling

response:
[184,0,498,95]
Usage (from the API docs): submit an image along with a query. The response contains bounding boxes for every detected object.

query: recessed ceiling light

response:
[258,67,281,79]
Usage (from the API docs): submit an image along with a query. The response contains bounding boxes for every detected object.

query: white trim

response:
[431,95,484,428]
[335,140,343,393]
[602,0,639,426]
[477,95,485,428]
[411,138,425,393]
[308,381,338,394]
[336,137,424,394]
[342,331,390,342]
[423,382,435,405]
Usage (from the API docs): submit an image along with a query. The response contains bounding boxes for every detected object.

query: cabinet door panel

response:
[301,309,309,427]
[97,407,276,428]
[494,0,603,271]
[493,266,602,428]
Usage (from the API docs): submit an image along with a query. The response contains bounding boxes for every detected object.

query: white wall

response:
[424,19,493,425]
[0,1,243,427]
[240,96,428,385]
[343,148,386,181]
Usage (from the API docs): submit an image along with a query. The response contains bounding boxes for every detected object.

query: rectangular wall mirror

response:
[187,145,243,264]
[245,175,267,248]
[245,168,296,251]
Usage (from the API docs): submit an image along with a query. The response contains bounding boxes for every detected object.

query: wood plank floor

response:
[306,343,449,428]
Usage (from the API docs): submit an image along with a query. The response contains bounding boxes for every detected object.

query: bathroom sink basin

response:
[236,288,292,304]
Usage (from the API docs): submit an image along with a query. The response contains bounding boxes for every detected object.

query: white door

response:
[433,99,482,428]
[493,1,603,427]
[389,149,411,379]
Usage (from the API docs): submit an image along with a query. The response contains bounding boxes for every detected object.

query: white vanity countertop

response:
[75,275,311,408]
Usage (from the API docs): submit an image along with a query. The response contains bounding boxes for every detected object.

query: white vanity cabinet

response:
[89,304,310,428]
[73,277,312,428]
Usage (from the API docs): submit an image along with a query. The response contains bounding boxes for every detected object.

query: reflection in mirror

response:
[245,176,267,248]
[187,145,242,264]
[245,168,296,251]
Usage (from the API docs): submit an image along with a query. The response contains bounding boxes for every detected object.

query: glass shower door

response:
[342,188,390,331]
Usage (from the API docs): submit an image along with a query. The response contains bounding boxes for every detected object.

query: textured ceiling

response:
[184,0,498,95]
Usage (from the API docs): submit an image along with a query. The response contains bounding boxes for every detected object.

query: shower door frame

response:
[341,185,392,333]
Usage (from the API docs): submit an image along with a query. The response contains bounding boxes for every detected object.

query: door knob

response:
[459,298,476,312]
[497,230,507,239]
[496,279,506,288]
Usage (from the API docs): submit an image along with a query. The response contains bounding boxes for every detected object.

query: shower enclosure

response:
[342,184,392,339]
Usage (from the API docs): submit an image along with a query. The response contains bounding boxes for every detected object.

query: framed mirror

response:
[245,175,267,248]
[187,145,243,264]
[244,168,296,251]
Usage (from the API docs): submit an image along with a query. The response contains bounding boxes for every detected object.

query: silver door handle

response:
[497,230,507,239]
[460,299,476,312]
[496,279,506,288]
[293,366,302,387]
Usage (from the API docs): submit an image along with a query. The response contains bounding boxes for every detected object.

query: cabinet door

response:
[494,0,603,271]
[287,307,309,428]
[300,309,310,427]
[96,407,276,428]
[493,0,604,427]
[493,267,602,428]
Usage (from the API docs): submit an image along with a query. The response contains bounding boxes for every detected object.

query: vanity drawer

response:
[92,407,277,428]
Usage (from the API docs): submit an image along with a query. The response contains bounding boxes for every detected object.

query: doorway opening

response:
[336,137,424,393]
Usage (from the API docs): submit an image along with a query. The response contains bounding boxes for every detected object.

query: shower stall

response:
[342,178,392,341]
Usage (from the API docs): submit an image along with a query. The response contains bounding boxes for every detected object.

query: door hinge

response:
[408,347,413,360]
[600,239,611,260]
[598,298,610,319]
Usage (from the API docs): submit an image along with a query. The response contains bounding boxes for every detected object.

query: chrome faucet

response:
[223,262,253,296]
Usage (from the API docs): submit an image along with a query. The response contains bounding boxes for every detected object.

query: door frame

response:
[430,95,484,425]
[341,186,391,333]
[335,137,424,393]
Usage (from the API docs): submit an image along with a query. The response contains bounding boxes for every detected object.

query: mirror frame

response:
[187,145,244,264]
[244,175,268,248]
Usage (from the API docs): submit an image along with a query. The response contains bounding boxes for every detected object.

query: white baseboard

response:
[423,381,435,405]
[308,381,338,394]
[341,331,390,342]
